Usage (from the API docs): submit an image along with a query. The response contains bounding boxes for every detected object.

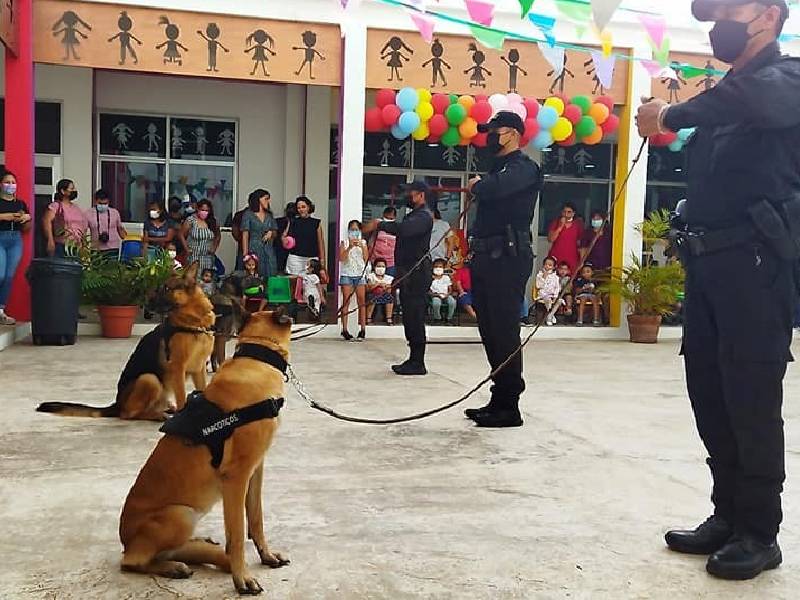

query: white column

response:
[283,84,306,203]
[305,85,332,236]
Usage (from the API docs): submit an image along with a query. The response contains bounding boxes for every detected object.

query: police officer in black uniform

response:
[364,181,433,375]
[638,0,799,581]
[463,112,542,428]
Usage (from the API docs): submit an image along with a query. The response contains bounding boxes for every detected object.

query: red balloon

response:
[432,93,451,115]
[520,136,531,148]
[471,101,493,124]
[472,132,488,147]
[558,133,577,147]
[365,107,384,132]
[523,98,540,119]
[523,118,539,139]
[381,104,402,127]
[601,113,620,135]
[376,88,396,109]
[428,114,448,137]
[474,94,489,104]
[563,104,582,125]
[428,135,440,144]
[596,95,614,112]
[662,131,678,145]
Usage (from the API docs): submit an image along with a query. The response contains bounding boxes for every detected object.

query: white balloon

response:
[507,93,523,106]
[489,93,509,115]
[509,103,527,121]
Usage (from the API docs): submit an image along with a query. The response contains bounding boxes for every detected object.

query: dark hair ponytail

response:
[55,178,73,201]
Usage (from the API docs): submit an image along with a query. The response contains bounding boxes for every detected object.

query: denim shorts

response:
[339,275,366,287]
[457,292,473,307]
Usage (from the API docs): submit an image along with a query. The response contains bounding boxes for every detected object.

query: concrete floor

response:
[1,335,799,599]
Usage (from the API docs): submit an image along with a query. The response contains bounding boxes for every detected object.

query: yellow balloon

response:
[583,126,603,145]
[458,117,478,139]
[417,88,433,104]
[412,122,430,141]
[589,103,610,125]
[416,101,434,122]
[458,95,476,111]
[551,117,573,142]
[544,97,565,116]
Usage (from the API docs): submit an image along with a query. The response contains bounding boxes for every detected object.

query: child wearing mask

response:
[166,242,182,269]
[534,256,561,326]
[429,258,456,323]
[200,268,217,298]
[367,257,395,325]
[242,253,266,312]
[339,220,368,341]
[574,263,602,326]
[300,258,326,319]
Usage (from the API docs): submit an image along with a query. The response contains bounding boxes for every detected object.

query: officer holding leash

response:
[464,112,542,428]
[638,0,799,581]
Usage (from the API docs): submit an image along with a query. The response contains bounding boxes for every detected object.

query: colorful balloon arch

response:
[365,87,621,150]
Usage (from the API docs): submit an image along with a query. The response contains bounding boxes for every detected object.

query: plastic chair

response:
[119,240,142,263]
[267,276,292,304]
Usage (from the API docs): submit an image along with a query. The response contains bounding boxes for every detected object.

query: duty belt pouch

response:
[747,199,799,260]
[504,225,519,258]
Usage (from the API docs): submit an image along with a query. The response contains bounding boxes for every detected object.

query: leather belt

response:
[470,230,532,256]
[680,225,757,257]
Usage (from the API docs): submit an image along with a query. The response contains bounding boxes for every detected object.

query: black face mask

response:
[68,190,78,201]
[486,131,503,155]
[709,15,763,64]
[405,194,416,209]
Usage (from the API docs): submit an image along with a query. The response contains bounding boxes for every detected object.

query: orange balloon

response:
[458,95,476,112]
[583,126,603,145]
[458,117,478,139]
[589,103,610,125]
[459,136,471,146]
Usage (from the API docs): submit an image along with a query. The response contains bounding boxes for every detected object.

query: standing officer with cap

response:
[364,181,433,375]
[464,111,542,428]
[638,0,799,581]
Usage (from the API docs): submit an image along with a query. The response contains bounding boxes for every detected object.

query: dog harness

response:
[159,344,287,468]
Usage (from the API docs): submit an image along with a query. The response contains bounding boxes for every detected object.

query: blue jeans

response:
[0,231,23,307]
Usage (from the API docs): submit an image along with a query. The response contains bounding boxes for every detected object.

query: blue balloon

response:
[391,124,408,140]
[398,111,421,135]
[533,130,554,150]
[537,106,559,130]
[396,87,420,113]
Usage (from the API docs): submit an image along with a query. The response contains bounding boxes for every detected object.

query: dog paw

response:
[260,551,290,568]
[162,561,193,579]
[234,574,263,595]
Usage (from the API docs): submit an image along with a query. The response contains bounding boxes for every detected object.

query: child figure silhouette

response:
[465,43,492,88]
[52,10,92,61]
[380,36,414,82]
[108,11,141,65]
[501,49,528,93]
[245,29,277,77]
[422,39,451,87]
[293,30,326,79]
[197,23,229,72]
[156,16,188,66]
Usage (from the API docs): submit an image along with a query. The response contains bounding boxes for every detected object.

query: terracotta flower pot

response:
[98,305,138,338]
[627,314,662,344]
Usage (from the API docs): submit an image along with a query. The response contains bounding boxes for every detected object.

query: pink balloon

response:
[429,114,448,137]
[472,132,488,147]
[381,104,402,127]
[365,107,384,132]
[509,103,527,120]
[474,94,489,103]
[523,118,539,140]
[520,136,531,147]
[595,95,614,112]
[522,99,540,119]
[601,113,620,135]
[376,89,396,109]
[507,93,523,106]
[563,104,583,125]
[470,101,493,125]
[432,93,451,115]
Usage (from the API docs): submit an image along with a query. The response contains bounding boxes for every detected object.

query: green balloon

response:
[442,126,460,147]
[572,95,592,115]
[449,94,459,105]
[445,103,467,126]
[575,115,596,138]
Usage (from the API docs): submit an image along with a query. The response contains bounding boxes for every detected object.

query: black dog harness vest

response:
[159,344,287,468]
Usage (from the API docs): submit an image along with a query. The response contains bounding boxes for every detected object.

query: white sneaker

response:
[0,309,16,326]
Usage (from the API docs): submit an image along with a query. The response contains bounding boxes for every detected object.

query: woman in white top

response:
[339,219,369,341]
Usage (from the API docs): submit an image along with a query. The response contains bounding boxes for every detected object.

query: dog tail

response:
[36,402,119,418]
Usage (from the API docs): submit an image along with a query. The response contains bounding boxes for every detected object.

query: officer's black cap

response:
[692,0,788,22]
[477,111,525,135]
[402,181,430,194]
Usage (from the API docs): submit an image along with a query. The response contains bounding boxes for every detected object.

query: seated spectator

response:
[451,263,476,319]
[366,258,395,325]
[200,268,217,298]
[533,256,561,326]
[574,263,602,327]
[86,189,127,257]
[241,253,266,312]
[429,258,456,324]
[371,207,397,276]
[166,242,182,270]
[579,211,612,272]
[556,260,574,319]
[300,258,326,319]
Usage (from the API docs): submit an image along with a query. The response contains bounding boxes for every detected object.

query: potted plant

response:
[604,210,686,343]
[70,240,175,338]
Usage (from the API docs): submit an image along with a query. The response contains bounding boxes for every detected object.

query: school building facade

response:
[2,0,782,331]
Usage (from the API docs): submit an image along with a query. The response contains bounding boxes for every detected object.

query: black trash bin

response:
[26,257,82,346]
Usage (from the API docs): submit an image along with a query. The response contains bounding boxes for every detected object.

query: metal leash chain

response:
[291,138,650,425]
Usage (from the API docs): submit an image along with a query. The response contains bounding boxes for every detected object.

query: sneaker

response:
[576,320,584,327]
[593,320,602,327]
[0,309,15,326]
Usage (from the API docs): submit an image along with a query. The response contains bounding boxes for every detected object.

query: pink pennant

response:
[590,51,616,90]
[638,14,666,50]
[465,0,495,27]
[409,12,435,43]
[641,60,663,78]
[340,0,349,8]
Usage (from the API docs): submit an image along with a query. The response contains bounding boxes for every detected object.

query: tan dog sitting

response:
[119,309,292,595]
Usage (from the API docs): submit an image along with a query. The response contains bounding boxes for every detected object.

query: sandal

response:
[341,330,353,341]
[386,318,394,325]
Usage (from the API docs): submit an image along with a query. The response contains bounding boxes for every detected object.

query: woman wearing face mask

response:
[43,178,89,257]
[578,211,612,272]
[86,189,127,257]
[284,196,326,277]
[0,170,32,325]
[180,198,221,276]
[338,219,369,341]
[142,200,175,259]
[240,188,278,280]
[547,202,583,274]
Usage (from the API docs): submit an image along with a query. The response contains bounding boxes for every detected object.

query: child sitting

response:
[429,258,456,323]
[300,258,326,319]
[241,253,266,312]
[574,263,602,326]
[199,268,217,298]
[556,260,574,319]
[451,264,476,319]
[534,256,561,326]
[366,258,395,325]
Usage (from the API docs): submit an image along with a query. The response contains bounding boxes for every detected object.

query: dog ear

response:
[184,262,199,283]
[273,305,292,325]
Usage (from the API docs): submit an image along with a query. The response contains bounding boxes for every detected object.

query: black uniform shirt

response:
[470,150,541,238]
[664,43,800,230]
[378,205,433,276]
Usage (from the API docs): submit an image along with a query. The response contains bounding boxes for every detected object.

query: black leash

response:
[291,138,650,424]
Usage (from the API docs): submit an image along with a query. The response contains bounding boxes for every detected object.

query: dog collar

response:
[233,343,288,376]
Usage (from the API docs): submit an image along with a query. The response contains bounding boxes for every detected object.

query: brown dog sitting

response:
[118,309,292,595]
[37,263,215,420]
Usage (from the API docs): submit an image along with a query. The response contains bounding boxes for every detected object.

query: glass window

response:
[170,118,236,162]
[168,164,235,226]
[0,100,62,154]
[424,175,464,228]
[100,161,166,223]
[99,114,167,158]
[541,143,613,179]
[413,141,467,172]
[364,133,412,168]
[646,184,686,215]
[647,146,688,183]
[362,173,406,222]
[538,180,611,236]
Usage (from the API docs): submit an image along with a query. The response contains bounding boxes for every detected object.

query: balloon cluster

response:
[365,88,620,150]
[648,128,696,152]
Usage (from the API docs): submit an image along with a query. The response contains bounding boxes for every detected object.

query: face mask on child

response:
[149,210,161,219]
[348,230,361,240]
[592,219,604,229]
[2,183,17,195]
[433,267,444,276]
[168,250,177,259]
[375,267,386,276]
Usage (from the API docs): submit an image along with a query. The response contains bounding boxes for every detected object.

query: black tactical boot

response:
[472,409,523,428]
[706,537,782,580]
[665,516,733,555]
[392,344,427,376]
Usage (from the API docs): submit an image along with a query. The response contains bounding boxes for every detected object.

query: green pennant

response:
[470,25,506,50]
[518,0,536,18]
[679,65,707,79]
[554,0,592,23]
[652,38,671,67]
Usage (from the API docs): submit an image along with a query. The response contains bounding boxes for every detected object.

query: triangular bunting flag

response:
[409,11,435,43]
[465,0,495,27]
[539,42,565,77]
[591,50,615,89]
[554,0,592,24]
[518,0,537,18]
[638,14,667,49]
[652,38,671,67]
[641,60,663,78]
[470,25,506,50]
[528,13,557,46]
[600,28,613,57]
[679,64,707,79]
[591,0,623,33]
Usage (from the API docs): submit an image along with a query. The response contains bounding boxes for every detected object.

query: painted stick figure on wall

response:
[574,148,592,175]
[378,139,393,166]
[108,11,141,66]
[663,64,688,103]
[548,55,574,94]
[293,30,326,79]
[584,57,605,95]
[696,60,717,91]
[217,129,235,156]
[245,29,277,77]
[501,49,528,93]
[422,39,451,87]
[172,124,185,154]
[465,43,492,88]
[112,122,134,149]
[197,23,229,72]
[193,126,208,155]
[156,16,188,66]
[52,11,92,61]
[381,36,413,82]
[142,123,162,153]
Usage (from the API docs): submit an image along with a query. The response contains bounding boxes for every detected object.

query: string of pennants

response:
[341,0,734,84]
